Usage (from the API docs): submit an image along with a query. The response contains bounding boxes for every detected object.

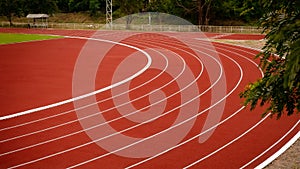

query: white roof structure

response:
[26,14,49,19]
[26,14,49,28]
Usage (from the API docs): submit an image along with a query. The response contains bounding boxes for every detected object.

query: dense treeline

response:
[0,0,264,26]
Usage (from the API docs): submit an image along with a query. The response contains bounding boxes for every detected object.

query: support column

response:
[106,0,113,29]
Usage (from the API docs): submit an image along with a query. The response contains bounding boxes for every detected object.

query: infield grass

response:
[0,33,63,44]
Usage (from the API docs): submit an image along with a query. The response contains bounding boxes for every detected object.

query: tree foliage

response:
[89,0,101,16]
[113,0,144,16]
[147,0,175,13]
[0,0,23,26]
[240,0,263,22]
[240,0,300,118]
[0,0,264,26]
[25,0,58,14]
[0,0,58,25]
[175,0,213,25]
[113,0,145,27]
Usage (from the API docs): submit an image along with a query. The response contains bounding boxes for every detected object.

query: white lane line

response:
[183,114,270,169]
[66,39,215,169]
[0,40,164,132]
[193,39,264,77]
[241,121,300,169]
[1,35,201,160]
[0,30,126,125]
[127,107,247,169]
[175,38,298,169]
[0,36,188,144]
[124,41,247,169]
[0,35,152,121]
[62,36,247,168]
[124,37,263,168]
[70,35,260,168]
[0,32,200,132]
[0,35,198,144]
[67,35,242,168]
[0,43,171,143]
[128,37,263,168]
[2,33,201,156]
[7,33,255,168]
[0,31,130,130]
[0,47,176,156]
[187,40,298,169]
[213,42,263,77]
[0,33,204,134]
[0,32,176,132]
[8,36,209,169]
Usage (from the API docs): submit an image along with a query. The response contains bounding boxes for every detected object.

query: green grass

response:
[0,33,63,44]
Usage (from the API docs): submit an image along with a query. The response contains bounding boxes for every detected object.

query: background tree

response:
[174,0,258,26]
[57,0,70,13]
[0,0,265,26]
[240,0,263,23]
[240,0,300,118]
[113,0,144,28]
[147,0,175,13]
[89,0,100,16]
[68,0,89,12]
[58,0,105,16]
[24,0,58,14]
[114,0,144,16]
[0,0,24,26]
[176,0,207,25]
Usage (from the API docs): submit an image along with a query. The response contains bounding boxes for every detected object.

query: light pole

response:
[106,0,113,28]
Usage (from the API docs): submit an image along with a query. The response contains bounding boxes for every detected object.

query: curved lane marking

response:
[183,114,270,169]
[243,121,300,169]
[3,32,290,169]
[124,38,247,169]
[7,34,213,168]
[0,36,152,120]
[0,47,179,156]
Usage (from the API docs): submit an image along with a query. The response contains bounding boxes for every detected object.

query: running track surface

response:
[0,28,299,169]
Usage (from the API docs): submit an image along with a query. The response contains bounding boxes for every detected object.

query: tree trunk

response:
[197,0,203,25]
[205,0,212,25]
[7,14,13,27]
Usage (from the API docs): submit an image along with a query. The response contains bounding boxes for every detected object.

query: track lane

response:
[2,32,209,168]
[0,29,298,169]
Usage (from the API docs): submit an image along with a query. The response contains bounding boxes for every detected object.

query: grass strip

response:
[0,33,63,44]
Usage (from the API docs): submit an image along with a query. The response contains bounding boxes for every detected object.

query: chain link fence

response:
[1,21,263,33]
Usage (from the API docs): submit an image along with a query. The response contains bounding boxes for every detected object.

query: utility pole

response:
[106,0,113,28]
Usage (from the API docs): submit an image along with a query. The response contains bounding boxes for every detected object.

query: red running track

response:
[0,28,298,169]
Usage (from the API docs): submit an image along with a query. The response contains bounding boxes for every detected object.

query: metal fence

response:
[1,21,263,33]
